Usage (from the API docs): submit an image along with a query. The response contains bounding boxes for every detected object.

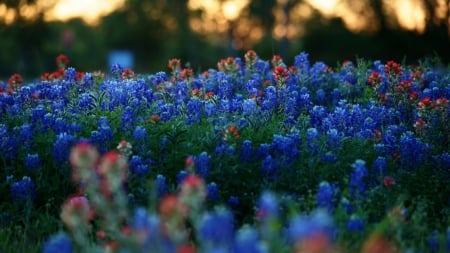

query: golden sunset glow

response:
[45,0,125,25]
[1,0,448,44]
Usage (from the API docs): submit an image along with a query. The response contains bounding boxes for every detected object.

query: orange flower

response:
[362,234,398,253]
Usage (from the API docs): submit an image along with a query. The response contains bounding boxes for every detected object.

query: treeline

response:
[0,0,449,78]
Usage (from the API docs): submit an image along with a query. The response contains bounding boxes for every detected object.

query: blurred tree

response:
[0,0,56,77]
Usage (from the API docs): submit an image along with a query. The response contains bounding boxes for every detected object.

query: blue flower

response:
[52,132,76,163]
[347,215,365,232]
[257,191,279,220]
[186,97,203,125]
[243,98,258,116]
[349,159,368,201]
[233,226,265,253]
[155,174,167,197]
[199,207,234,247]
[177,170,189,185]
[207,182,219,201]
[110,63,123,76]
[287,209,335,244]
[133,125,148,141]
[240,140,253,162]
[316,181,338,211]
[372,156,387,178]
[428,230,440,253]
[65,67,77,81]
[42,232,73,253]
[11,176,36,204]
[261,155,278,179]
[25,153,41,172]
[195,152,211,179]
[293,52,310,74]
[130,155,149,176]
[228,196,239,207]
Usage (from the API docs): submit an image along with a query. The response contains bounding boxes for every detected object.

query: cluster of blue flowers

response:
[1,51,449,252]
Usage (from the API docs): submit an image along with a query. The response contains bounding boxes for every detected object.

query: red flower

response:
[244,50,257,67]
[178,244,197,253]
[168,58,181,72]
[271,54,283,67]
[384,60,402,76]
[121,68,135,79]
[204,91,215,99]
[8,73,23,91]
[180,68,194,80]
[273,65,289,84]
[417,97,431,110]
[159,194,180,219]
[383,176,396,188]
[56,54,69,69]
[368,72,381,87]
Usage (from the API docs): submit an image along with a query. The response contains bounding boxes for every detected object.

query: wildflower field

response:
[0,51,449,252]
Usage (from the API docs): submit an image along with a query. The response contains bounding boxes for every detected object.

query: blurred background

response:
[1,0,449,78]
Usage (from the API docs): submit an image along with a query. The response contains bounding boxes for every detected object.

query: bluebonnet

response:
[372,156,387,178]
[310,105,328,128]
[207,182,219,201]
[316,181,338,211]
[340,197,355,213]
[54,117,69,134]
[233,226,266,253]
[31,104,46,124]
[129,155,149,176]
[25,153,41,172]
[331,88,341,105]
[215,143,235,156]
[260,86,277,111]
[17,123,33,151]
[110,63,123,76]
[186,97,203,125]
[320,151,337,163]
[242,98,257,116]
[78,92,93,110]
[349,159,368,201]
[11,176,36,204]
[231,94,244,114]
[428,230,439,253]
[176,170,189,185]
[326,128,342,151]
[306,127,320,155]
[121,106,135,131]
[399,131,430,170]
[64,67,77,81]
[240,140,253,162]
[52,132,76,163]
[287,209,335,244]
[347,215,365,232]
[155,174,167,197]
[199,207,234,248]
[133,125,148,141]
[42,232,73,253]
[131,208,172,251]
[228,196,239,207]
[315,89,327,105]
[150,71,168,86]
[204,100,217,117]
[257,191,279,220]
[195,152,211,179]
[293,52,310,74]
[257,143,271,159]
[82,72,94,87]
[261,155,278,179]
